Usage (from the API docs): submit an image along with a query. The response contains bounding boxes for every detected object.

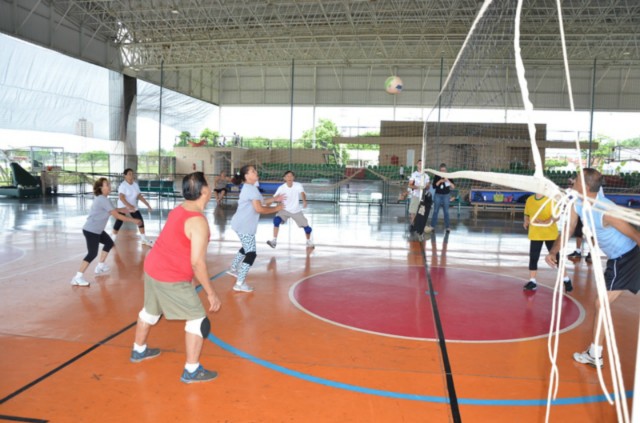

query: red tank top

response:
[144,205,209,283]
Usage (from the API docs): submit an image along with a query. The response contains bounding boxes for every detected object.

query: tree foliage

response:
[199,128,220,146]
[78,150,109,162]
[298,118,349,162]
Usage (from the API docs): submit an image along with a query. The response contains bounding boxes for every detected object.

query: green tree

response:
[176,131,191,147]
[544,158,568,169]
[78,150,108,173]
[200,128,220,146]
[298,119,349,163]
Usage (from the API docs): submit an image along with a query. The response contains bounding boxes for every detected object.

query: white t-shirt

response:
[274,182,305,214]
[409,171,429,198]
[117,181,141,210]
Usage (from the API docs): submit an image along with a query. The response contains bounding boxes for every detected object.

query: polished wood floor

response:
[0,195,637,422]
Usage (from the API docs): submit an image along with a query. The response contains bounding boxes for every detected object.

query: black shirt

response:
[432,175,452,195]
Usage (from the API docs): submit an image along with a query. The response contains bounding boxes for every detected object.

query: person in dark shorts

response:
[213,170,230,205]
[547,168,640,368]
[113,168,153,246]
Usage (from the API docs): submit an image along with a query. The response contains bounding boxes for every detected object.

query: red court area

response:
[292,266,583,341]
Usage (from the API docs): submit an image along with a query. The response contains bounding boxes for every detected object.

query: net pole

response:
[158,59,164,180]
[436,55,443,167]
[588,58,597,168]
[289,59,295,168]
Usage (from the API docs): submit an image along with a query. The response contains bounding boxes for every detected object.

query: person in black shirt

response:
[431,163,455,232]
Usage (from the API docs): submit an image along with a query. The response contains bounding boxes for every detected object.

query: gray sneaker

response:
[226,268,238,278]
[266,239,277,249]
[130,347,161,363]
[181,365,218,384]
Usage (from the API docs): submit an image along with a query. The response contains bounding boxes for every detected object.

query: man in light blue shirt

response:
[547,168,640,368]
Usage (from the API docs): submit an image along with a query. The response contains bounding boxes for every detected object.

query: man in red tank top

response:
[130,172,222,384]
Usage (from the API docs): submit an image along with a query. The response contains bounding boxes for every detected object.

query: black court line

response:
[0,415,48,422]
[0,322,136,405]
[1,273,228,406]
[418,237,462,423]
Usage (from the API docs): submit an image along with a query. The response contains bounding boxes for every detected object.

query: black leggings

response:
[83,230,114,263]
[113,210,144,231]
[529,240,555,271]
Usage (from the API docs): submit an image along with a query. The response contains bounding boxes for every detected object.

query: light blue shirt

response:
[231,183,263,234]
[575,195,636,259]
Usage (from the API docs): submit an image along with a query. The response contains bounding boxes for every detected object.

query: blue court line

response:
[205,276,633,406]
[207,332,632,406]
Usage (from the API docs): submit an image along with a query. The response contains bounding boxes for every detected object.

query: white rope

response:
[514,0,543,178]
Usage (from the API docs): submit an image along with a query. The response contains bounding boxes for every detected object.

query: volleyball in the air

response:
[385,76,403,94]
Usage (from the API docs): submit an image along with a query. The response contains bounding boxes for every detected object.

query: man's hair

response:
[439,163,447,168]
[581,168,603,193]
[123,168,133,176]
[93,177,109,196]
[283,170,295,178]
[182,171,208,200]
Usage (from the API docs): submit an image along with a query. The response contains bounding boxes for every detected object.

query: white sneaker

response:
[233,282,254,293]
[141,238,154,247]
[95,264,111,275]
[266,240,277,249]
[226,268,238,278]
[306,240,315,248]
[71,275,90,286]
[573,350,603,368]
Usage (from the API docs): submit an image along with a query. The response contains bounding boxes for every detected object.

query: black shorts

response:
[573,217,583,238]
[214,188,227,194]
[604,245,640,294]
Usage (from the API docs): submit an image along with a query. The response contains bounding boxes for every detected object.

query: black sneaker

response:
[564,279,573,293]
[585,253,592,264]
[567,251,581,260]
[523,281,537,291]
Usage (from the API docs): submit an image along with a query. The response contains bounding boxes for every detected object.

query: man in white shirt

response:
[267,170,314,248]
[408,160,432,232]
[113,168,154,246]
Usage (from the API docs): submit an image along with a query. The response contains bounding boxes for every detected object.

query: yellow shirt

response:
[524,195,558,241]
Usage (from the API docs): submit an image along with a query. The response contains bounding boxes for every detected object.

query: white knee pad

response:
[185,317,209,338]
[138,308,161,325]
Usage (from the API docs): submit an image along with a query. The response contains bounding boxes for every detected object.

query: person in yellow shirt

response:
[523,193,572,292]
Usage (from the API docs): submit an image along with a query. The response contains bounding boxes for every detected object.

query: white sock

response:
[529,278,536,283]
[588,343,603,357]
[185,362,200,373]
[563,276,570,282]
[271,238,277,243]
[575,249,581,254]
[75,271,83,279]
[133,343,146,353]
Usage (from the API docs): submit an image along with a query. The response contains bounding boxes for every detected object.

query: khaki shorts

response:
[409,196,421,214]
[276,210,309,227]
[143,272,205,320]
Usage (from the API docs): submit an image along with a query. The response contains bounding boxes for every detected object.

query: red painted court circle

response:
[291,266,584,342]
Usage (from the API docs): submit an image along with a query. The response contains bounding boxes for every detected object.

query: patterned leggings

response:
[230,232,256,283]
